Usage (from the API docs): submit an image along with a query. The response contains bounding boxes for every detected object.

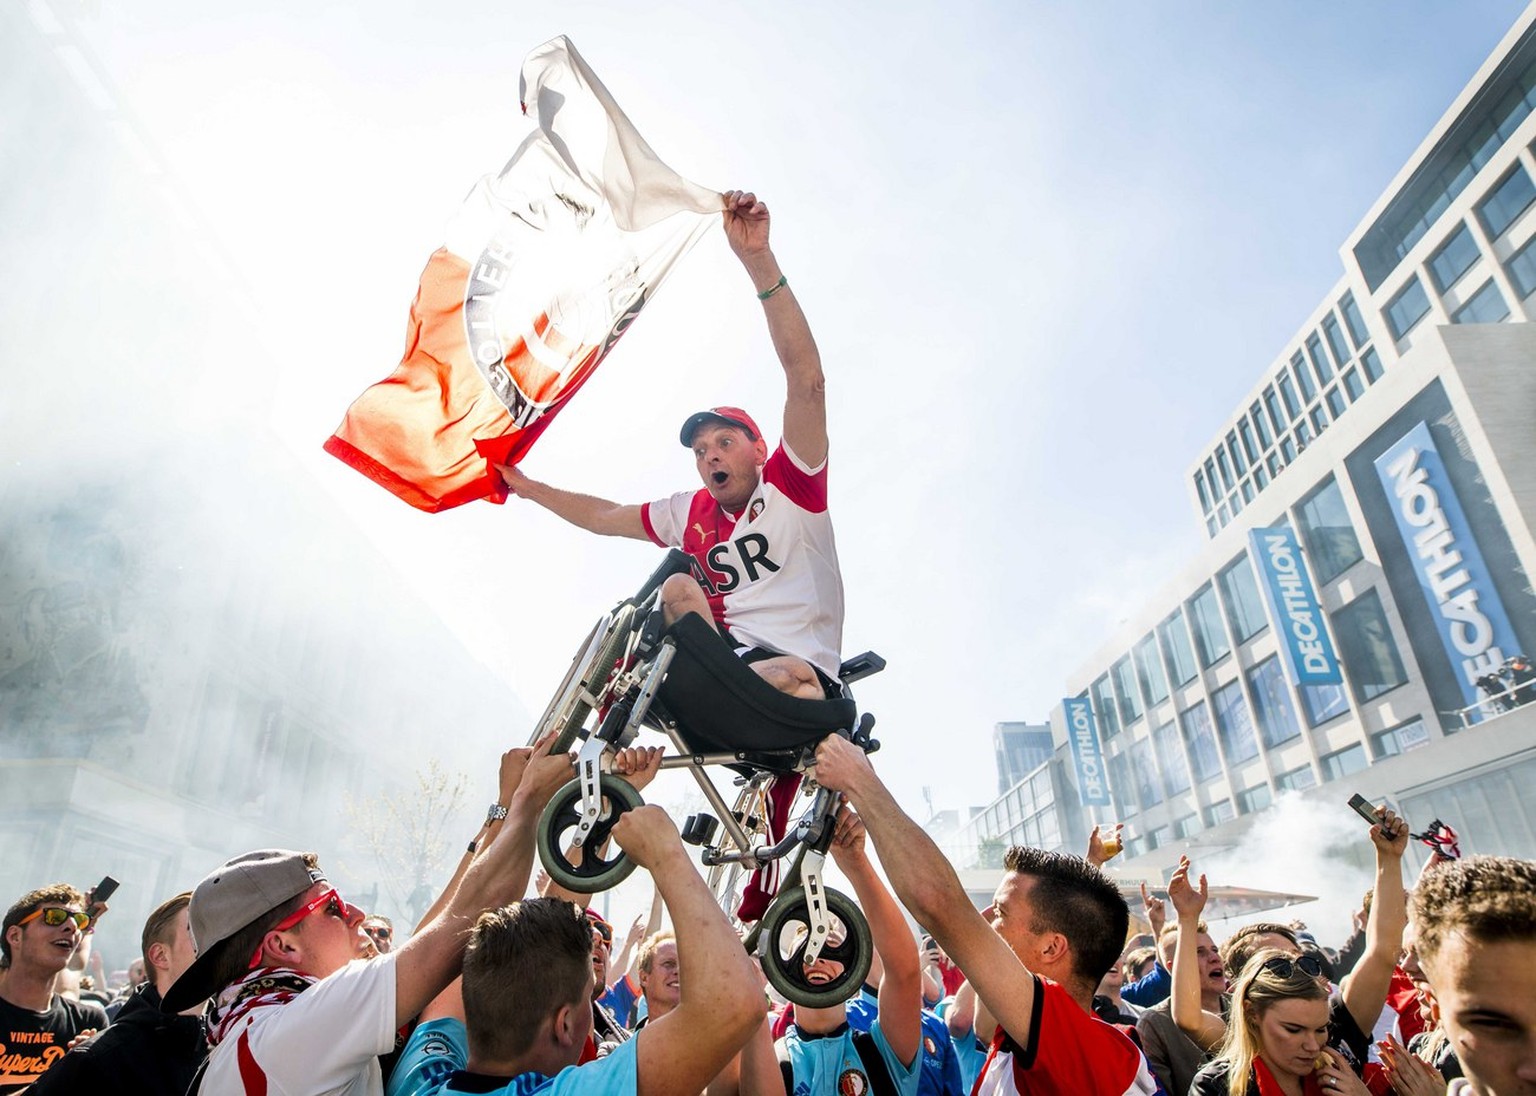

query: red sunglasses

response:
[248,889,357,969]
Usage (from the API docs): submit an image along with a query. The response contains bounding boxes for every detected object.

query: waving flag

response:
[325,36,719,512]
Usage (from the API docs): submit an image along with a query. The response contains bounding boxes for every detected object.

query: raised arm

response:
[390,733,573,1028]
[812,736,1038,1047]
[498,464,647,540]
[1168,857,1226,1051]
[1340,806,1408,1036]
[722,191,826,469]
[832,808,921,1069]
[619,807,765,1096]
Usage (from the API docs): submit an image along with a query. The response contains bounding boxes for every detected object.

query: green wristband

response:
[756,274,788,300]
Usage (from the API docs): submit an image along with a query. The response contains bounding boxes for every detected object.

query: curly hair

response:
[1411,855,1536,966]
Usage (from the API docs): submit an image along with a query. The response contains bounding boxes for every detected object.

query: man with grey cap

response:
[499,189,843,703]
[162,733,574,1095]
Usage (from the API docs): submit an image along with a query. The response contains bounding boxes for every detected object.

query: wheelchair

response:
[529,550,886,1008]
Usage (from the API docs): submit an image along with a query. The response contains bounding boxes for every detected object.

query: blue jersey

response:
[780,1021,921,1096]
[934,997,988,1094]
[386,1017,638,1096]
[845,988,962,1096]
[597,977,640,1029]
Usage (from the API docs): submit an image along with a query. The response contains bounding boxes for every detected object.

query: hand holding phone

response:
[1347,793,1382,825]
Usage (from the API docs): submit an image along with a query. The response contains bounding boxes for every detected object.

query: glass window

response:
[1173,813,1201,839]
[1310,405,1330,436]
[1241,480,1255,504]
[1216,448,1234,493]
[1478,164,1536,238]
[1158,611,1198,686]
[1361,347,1385,383]
[1263,388,1286,435]
[1247,656,1302,749]
[1250,403,1273,447]
[1509,237,1536,298]
[1322,314,1352,365]
[1178,701,1222,781]
[1218,556,1268,642]
[1228,432,1247,475]
[1342,368,1364,401]
[1340,293,1370,348]
[1369,717,1431,760]
[1212,679,1259,765]
[1135,634,1169,707]
[1334,591,1409,702]
[1280,436,1298,463]
[1326,386,1347,419]
[1131,738,1163,808]
[1204,799,1236,827]
[1236,784,1273,815]
[1187,585,1231,667]
[1109,751,1138,817]
[1301,682,1350,727]
[1275,765,1318,791]
[1153,720,1191,795]
[1279,373,1302,419]
[1295,476,1363,583]
[1452,279,1510,324]
[1092,675,1120,740]
[1291,351,1317,401]
[1305,334,1334,384]
[1429,222,1481,291]
[1321,743,1369,782]
[1386,277,1431,340]
[1239,419,1260,464]
[1295,417,1313,447]
[1267,453,1282,479]
[1254,462,1269,490]
[1112,656,1143,727]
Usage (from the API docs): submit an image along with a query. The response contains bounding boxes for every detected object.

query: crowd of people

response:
[2,729,1532,1096]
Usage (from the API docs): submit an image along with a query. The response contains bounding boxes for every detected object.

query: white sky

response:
[60,0,1531,826]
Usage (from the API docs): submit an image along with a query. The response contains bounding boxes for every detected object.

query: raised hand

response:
[1140,881,1168,939]
[1370,806,1410,859]
[1167,856,1208,920]
[721,189,770,260]
[828,805,869,865]
[514,732,576,810]
[1087,823,1124,866]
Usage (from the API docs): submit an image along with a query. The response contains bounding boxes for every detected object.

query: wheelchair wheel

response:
[756,884,873,1008]
[538,775,643,893]
[554,604,636,753]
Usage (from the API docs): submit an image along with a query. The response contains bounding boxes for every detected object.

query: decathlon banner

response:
[1063,697,1111,807]
[325,36,719,512]
[1248,526,1342,686]
[1374,421,1521,713]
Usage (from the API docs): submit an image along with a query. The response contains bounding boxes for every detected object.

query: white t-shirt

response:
[641,442,844,682]
[202,955,398,1096]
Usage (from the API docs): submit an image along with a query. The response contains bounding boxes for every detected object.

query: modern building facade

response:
[993,721,1055,795]
[1050,3,1536,879]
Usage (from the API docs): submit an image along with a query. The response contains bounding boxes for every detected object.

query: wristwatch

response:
[485,803,509,825]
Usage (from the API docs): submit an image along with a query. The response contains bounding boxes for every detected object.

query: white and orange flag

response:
[325,37,719,512]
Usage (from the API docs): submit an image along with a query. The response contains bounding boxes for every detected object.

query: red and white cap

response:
[678,406,763,447]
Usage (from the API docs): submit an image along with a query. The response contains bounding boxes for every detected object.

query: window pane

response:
[1212,679,1259,765]
[1306,334,1334,384]
[1429,222,1481,291]
[1321,743,1369,782]
[1158,611,1198,686]
[1216,448,1234,493]
[1135,634,1169,706]
[1112,656,1143,727]
[1280,436,1298,463]
[1343,368,1364,401]
[1276,765,1318,791]
[1386,277,1431,340]
[1092,675,1120,740]
[1205,799,1236,827]
[1369,718,1431,761]
[1301,682,1350,727]
[1326,386,1347,419]
[1322,314,1352,365]
[1291,351,1317,401]
[1239,419,1260,464]
[1153,720,1191,795]
[1333,590,1409,702]
[1236,784,1272,815]
[1479,164,1536,238]
[1228,432,1247,475]
[1196,470,1212,514]
[1279,373,1302,419]
[1310,405,1330,435]
[1187,585,1231,667]
[1361,347,1385,383]
[1509,238,1536,298]
[1340,293,1370,348]
[1264,389,1286,435]
[1248,656,1302,749]
[1295,476,1363,583]
[1452,279,1510,324]
[1218,556,1268,642]
[1131,738,1163,808]
[1178,701,1222,781]
[1250,402,1273,447]
[1109,751,1138,817]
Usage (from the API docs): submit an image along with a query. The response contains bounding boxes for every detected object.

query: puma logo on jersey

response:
[691,522,716,543]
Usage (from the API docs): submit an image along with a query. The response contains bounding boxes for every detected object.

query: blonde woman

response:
[1188,948,1367,1096]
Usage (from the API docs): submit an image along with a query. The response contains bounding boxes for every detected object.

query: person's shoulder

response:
[1189,1057,1235,1093]
[387,1017,468,1096]
[547,1034,639,1096]
[59,993,108,1027]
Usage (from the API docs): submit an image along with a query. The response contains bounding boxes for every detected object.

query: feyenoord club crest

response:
[837,1069,868,1096]
[748,498,765,523]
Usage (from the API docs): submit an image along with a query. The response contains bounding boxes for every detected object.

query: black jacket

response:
[27,983,207,1096]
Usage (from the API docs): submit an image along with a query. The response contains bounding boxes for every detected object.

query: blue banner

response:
[1063,697,1111,807]
[1374,421,1522,714]
[1248,526,1342,686]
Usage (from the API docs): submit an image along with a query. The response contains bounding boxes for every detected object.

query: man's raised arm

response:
[497,464,647,540]
[722,190,826,468]
[812,735,1038,1046]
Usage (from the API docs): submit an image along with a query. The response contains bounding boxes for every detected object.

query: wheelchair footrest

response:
[682,813,720,847]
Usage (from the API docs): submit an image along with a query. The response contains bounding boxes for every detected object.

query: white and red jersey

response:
[974,977,1159,1096]
[640,441,843,682]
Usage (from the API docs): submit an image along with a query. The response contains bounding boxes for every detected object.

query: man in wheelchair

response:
[498,188,842,706]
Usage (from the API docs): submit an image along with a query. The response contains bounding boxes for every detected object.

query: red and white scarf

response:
[206,967,317,1046]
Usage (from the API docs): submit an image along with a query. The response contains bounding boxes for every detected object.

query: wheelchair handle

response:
[634,549,696,605]
[835,712,879,755]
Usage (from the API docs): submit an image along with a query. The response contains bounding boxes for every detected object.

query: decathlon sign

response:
[1374,421,1521,713]
[1248,527,1342,686]
[1063,697,1111,807]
